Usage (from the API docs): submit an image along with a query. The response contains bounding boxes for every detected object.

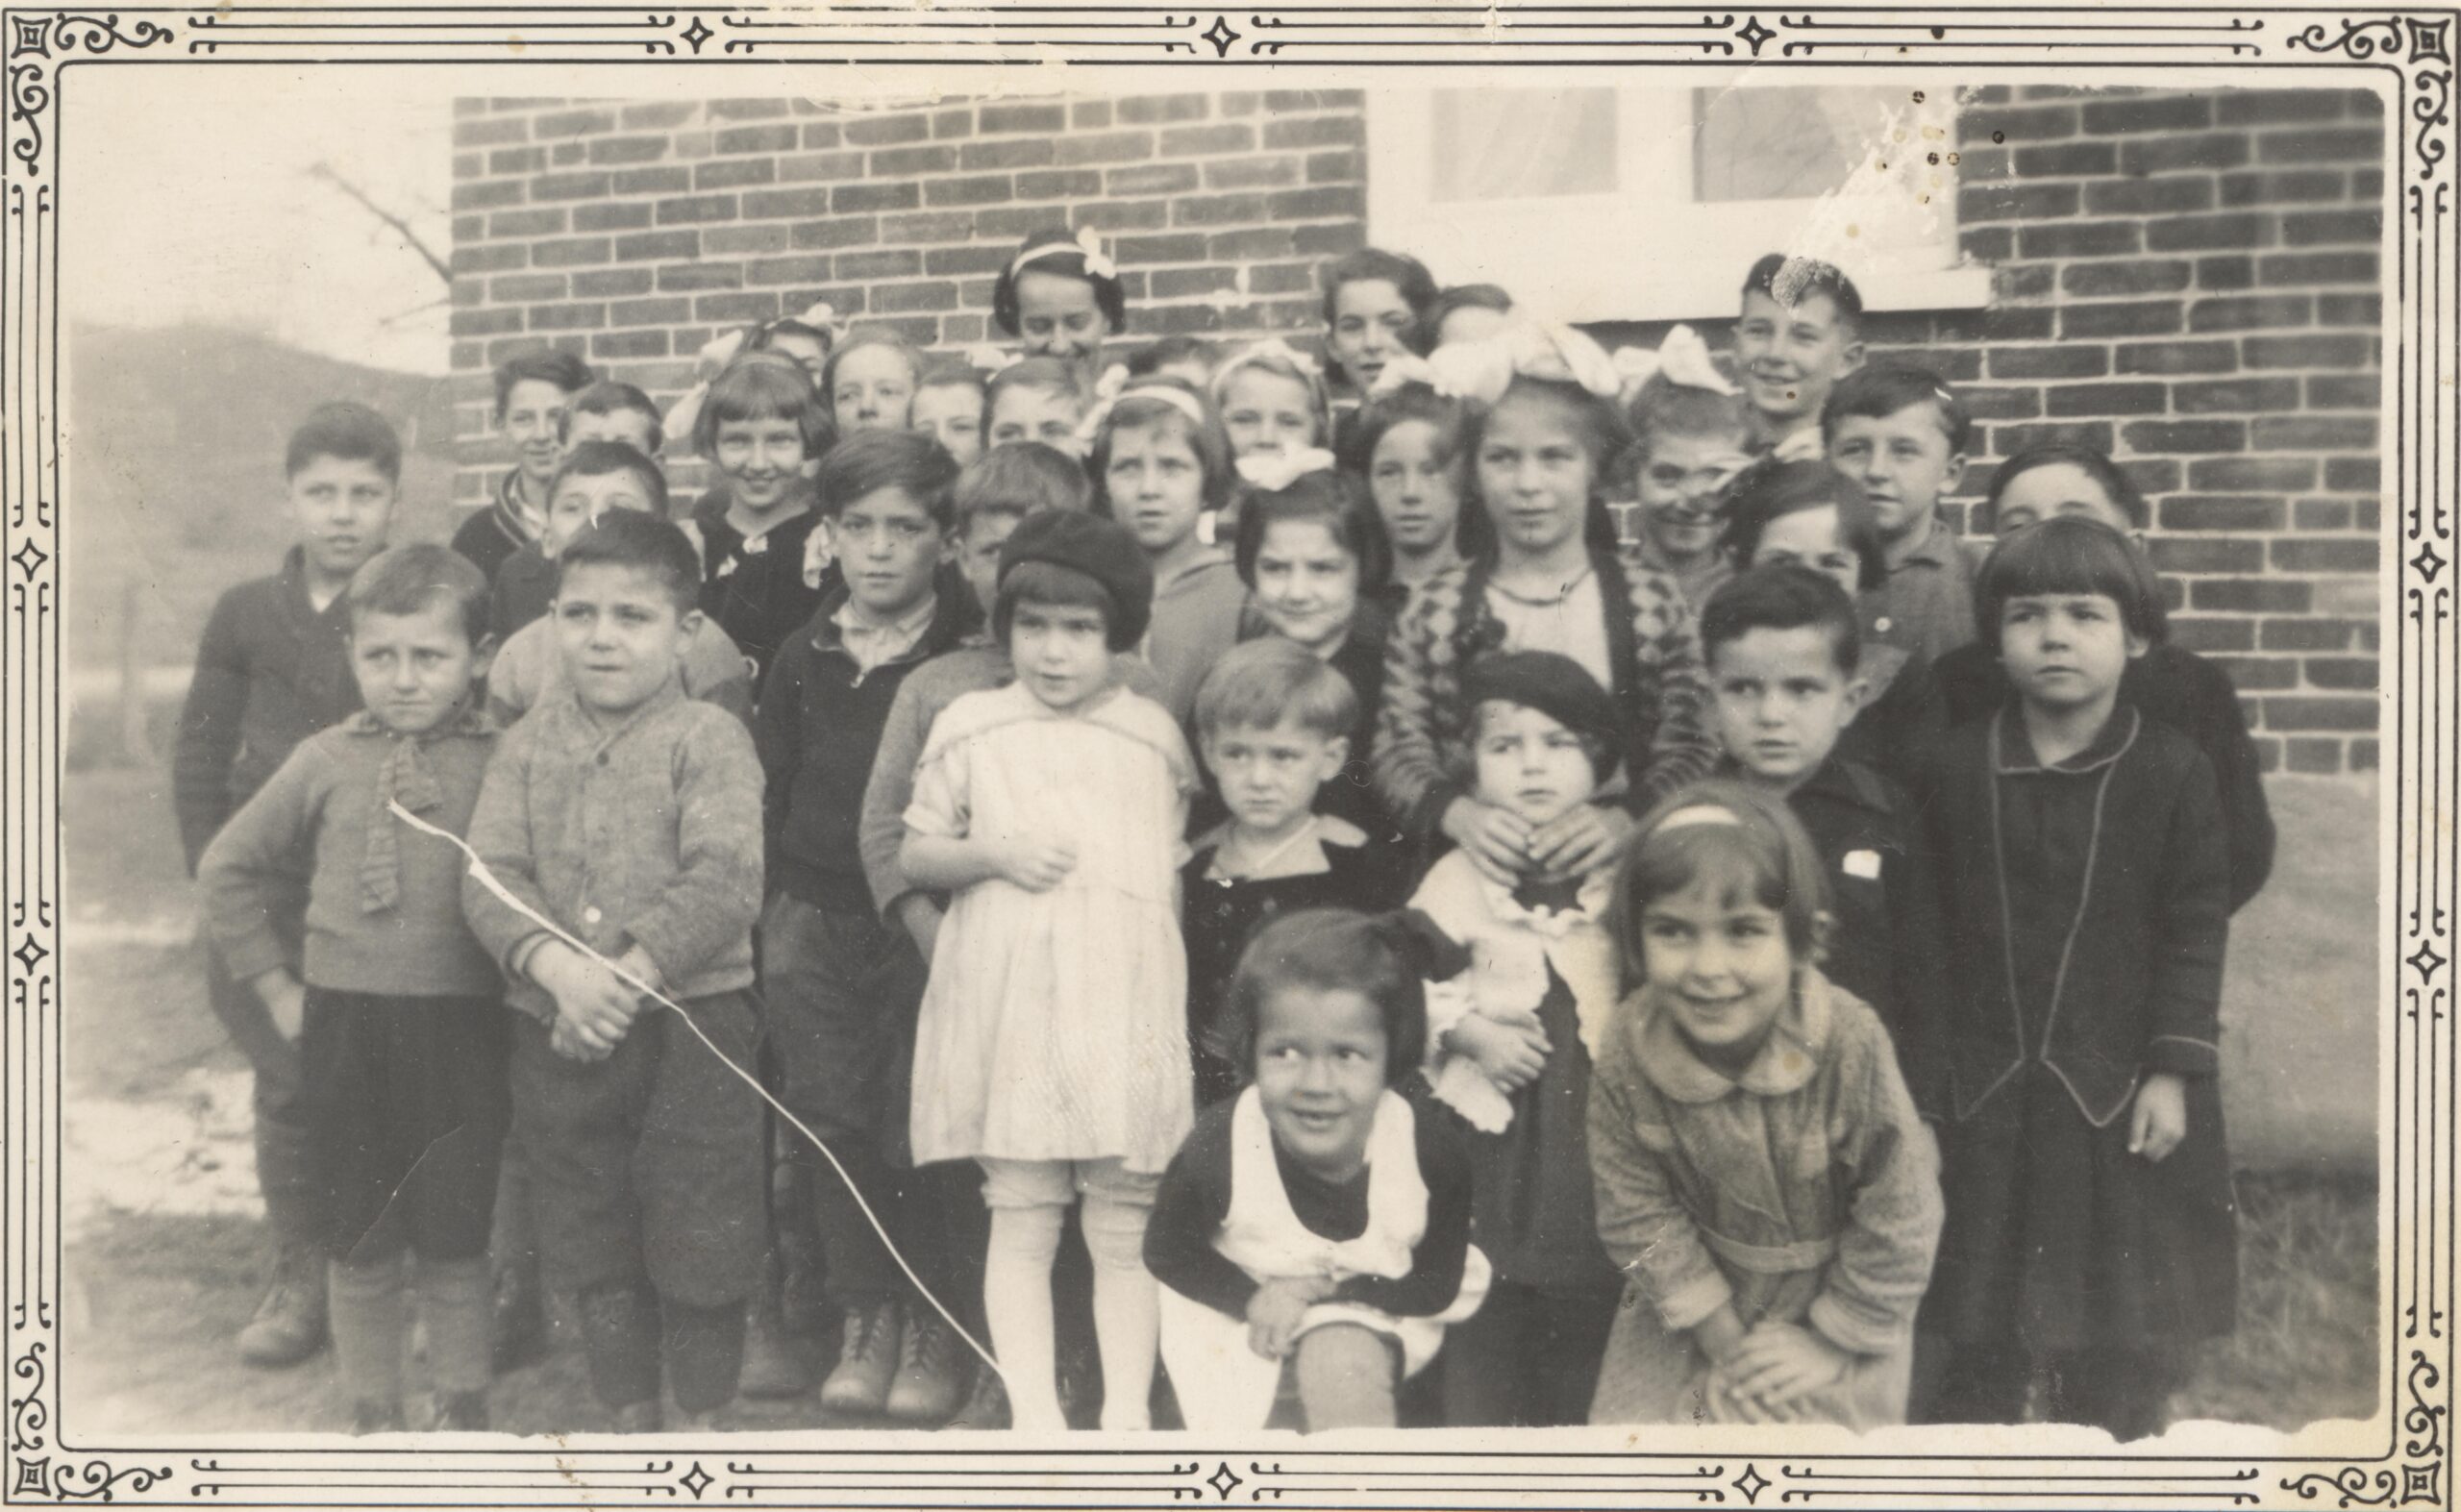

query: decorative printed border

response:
[2,6,2448,1506]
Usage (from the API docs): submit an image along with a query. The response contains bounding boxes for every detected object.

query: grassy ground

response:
[55,764,2384,1437]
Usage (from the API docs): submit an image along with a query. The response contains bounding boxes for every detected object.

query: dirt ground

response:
[55,764,2382,1439]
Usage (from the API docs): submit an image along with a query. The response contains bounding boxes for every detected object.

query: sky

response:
[62,69,454,375]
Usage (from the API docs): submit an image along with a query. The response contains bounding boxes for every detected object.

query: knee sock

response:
[1079,1196,1157,1433]
[415,1256,494,1396]
[578,1283,662,1410]
[663,1299,748,1416]
[982,1204,1067,1430]
[328,1255,408,1411]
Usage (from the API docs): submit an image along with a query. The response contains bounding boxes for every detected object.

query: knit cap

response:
[1462,650,1626,781]
[996,508,1156,649]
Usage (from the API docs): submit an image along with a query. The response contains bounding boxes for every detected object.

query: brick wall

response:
[449,85,2384,776]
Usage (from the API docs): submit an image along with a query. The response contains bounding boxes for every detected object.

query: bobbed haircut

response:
[549,440,670,521]
[557,508,702,613]
[1232,468,1392,600]
[1228,907,1430,1087]
[1975,513,2169,655]
[1317,247,1440,332]
[1624,370,1754,464]
[1740,252,1866,336]
[1465,377,1631,557]
[286,401,403,483]
[1339,381,1493,560]
[815,428,961,530]
[992,228,1129,338]
[1087,377,1239,517]
[993,559,1122,650]
[1212,343,1332,449]
[1987,443,2151,531]
[1719,458,1888,594]
[1194,636,1359,742]
[1126,335,1216,381]
[1700,564,1862,680]
[1613,779,1830,977]
[1822,361,1974,456]
[570,382,665,456]
[347,543,489,646]
[491,348,595,422]
[695,354,834,460]
[956,441,1094,533]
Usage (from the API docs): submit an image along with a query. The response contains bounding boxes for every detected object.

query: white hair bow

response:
[1235,446,1339,492]
[1010,225,1117,283]
[696,327,750,372]
[1502,319,1624,400]
[962,344,1024,375]
[792,301,851,340]
[1610,324,1736,401]
[1366,351,1466,401]
[1093,362,1131,403]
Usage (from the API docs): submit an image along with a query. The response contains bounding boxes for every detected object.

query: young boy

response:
[695,356,833,685]
[1619,377,1757,611]
[173,400,402,1368]
[457,349,595,584]
[1823,363,1977,668]
[484,445,753,731]
[910,360,987,469]
[566,381,666,460]
[1734,253,1863,463]
[1699,564,1950,1078]
[460,510,768,1431]
[1935,445,2275,913]
[984,358,1094,459]
[751,431,982,1420]
[952,442,1094,615]
[198,545,506,1431]
[1182,641,1401,1106]
[491,441,670,640]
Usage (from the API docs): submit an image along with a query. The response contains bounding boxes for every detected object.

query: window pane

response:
[1692,86,1905,202]
[1429,87,1617,202]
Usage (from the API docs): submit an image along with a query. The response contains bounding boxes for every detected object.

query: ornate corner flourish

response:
[7,12,174,173]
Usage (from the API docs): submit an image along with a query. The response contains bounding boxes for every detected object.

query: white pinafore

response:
[1156,1087,1490,1431]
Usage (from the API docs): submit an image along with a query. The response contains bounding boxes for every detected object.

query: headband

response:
[1610,324,1737,399]
[1211,336,1322,391]
[1234,446,1339,493]
[1077,376,1211,447]
[1009,225,1117,284]
[1651,803,1745,836]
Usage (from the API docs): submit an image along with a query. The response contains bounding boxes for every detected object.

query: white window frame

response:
[1365,84,1992,325]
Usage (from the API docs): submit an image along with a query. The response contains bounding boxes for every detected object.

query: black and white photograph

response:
[4,6,2447,1505]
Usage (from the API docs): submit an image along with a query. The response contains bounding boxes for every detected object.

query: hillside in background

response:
[62,322,459,678]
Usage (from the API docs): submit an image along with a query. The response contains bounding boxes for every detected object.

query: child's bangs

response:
[1614,792,1828,969]
[995,559,1114,644]
[1977,516,2168,650]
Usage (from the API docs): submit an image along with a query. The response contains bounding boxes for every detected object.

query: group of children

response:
[176,222,2275,1441]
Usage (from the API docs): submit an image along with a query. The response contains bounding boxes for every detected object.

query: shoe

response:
[350,1399,406,1435]
[817,1301,901,1416]
[435,1390,489,1431]
[237,1243,328,1368]
[949,1364,1009,1431]
[737,1295,810,1400]
[883,1311,967,1425]
[491,1260,547,1375]
[610,1399,663,1433]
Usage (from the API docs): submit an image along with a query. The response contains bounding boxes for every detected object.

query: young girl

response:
[1089,376,1244,723]
[1231,461,1394,838]
[1722,459,1946,785]
[1407,650,1629,1425]
[1182,642,1404,1106]
[901,508,1197,1433]
[693,353,833,683]
[662,306,840,461]
[1377,325,1719,880]
[1147,908,1488,1432]
[826,328,925,436]
[993,228,1129,389]
[1917,515,2236,1442]
[986,357,1097,459]
[1320,247,1439,411]
[1340,373,1488,611]
[1619,335,1755,611]
[1213,340,1331,461]
[456,349,596,583]
[1589,781,1941,1427]
[912,359,989,467]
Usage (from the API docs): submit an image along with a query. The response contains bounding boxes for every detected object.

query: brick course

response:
[452,85,2384,774]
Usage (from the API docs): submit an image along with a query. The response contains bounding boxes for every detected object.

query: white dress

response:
[906,681,1198,1174]
[1157,1088,1491,1431]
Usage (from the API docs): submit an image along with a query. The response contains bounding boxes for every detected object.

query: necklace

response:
[1213,815,1320,883]
[1487,562,1596,607]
